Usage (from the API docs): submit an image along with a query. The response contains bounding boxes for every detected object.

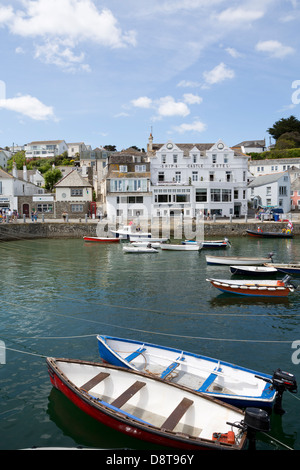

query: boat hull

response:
[265,263,300,276]
[246,230,293,239]
[206,256,272,265]
[83,237,120,243]
[97,335,276,409]
[161,244,201,251]
[230,266,278,276]
[207,278,293,297]
[47,357,247,450]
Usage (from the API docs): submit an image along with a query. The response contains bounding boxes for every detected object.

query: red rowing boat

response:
[83,236,120,243]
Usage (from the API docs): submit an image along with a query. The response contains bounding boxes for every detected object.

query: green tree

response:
[44,168,62,191]
[7,151,26,171]
[267,115,300,141]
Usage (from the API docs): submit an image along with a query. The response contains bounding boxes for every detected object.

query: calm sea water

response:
[0,234,300,450]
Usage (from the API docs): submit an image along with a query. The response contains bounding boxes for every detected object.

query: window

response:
[0,182,2,194]
[173,154,178,163]
[212,154,217,163]
[175,194,189,203]
[193,154,197,163]
[161,155,166,164]
[71,188,83,196]
[71,204,84,212]
[192,171,198,181]
[266,186,271,195]
[224,154,229,163]
[135,165,146,172]
[234,190,239,199]
[175,171,181,183]
[158,172,165,182]
[119,165,127,172]
[222,189,232,202]
[196,189,207,202]
[209,172,214,181]
[211,189,221,202]
[279,186,287,196]
[37,204,53,213]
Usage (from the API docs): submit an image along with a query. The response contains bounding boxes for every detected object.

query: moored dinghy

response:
[96,335,296,412]
[230,265,278,276]
[83,236,120,243]
[206,275,296,297]
[161,244,202,251]
[46,357,263,450]
[123,244,159,253]
[206,252,274,265]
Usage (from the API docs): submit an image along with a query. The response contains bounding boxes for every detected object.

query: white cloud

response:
[34,39,91,73]
[217,7,264,23]
[131,93,202,119]
[131,96,153,108]
[0,95,56,121]
[255,40,295,58]
[225,47,243,58]
[203,62,235,86]
[1,0,136,71]
[157,96,190,118]
[177,80,202,88]
[183,93,203,105]
[174,120,206,134]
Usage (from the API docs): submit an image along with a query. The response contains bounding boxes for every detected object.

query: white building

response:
[0,150,11,169]
[248,172,291,213]
[149,139,249,218]
[249,157,300,176]
[26,140,68,159]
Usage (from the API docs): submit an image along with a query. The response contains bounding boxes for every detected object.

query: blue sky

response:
[0,0,299,151]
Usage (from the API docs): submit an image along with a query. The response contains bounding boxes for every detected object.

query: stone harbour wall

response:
[0,219,297,241]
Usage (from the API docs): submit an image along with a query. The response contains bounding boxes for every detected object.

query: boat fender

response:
[212,431,235,445]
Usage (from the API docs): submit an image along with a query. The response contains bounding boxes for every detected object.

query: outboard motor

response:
[272,368,298,415]
[227,408,270,450]
[256,368,297,415]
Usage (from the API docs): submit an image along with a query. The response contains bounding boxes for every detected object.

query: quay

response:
[0,216,298,241]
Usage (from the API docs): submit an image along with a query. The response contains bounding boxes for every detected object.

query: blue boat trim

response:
[125,346,146,362]
[97,335,276,407]
[160,356,185,379]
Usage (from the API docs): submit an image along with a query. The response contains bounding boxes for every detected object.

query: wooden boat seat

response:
[111,380,146,408]
[160,356,185,379]
[125,346,146,362]
[80,372,110,392]
[161,397,194,431]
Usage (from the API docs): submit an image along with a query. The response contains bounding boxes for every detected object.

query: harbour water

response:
[0,235,300,450]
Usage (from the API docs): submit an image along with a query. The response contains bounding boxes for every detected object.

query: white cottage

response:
[248,172,291,213]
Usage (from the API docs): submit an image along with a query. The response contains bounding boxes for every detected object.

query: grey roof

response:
[55,169,92,187]
[248,172,288,188]
[234,140,266,148]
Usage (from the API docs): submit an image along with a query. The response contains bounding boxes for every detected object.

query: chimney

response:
[12,161,18,178]
[23,165,28,181]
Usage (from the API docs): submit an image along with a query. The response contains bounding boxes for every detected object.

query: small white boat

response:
[47,357,255,450]
[130,241,161,248]
[130,236,169,243]
[161,244,202,251]
[265,263,300,276]
[110,225,152,240]
[97,335,283,410]
[206,253,273,265]
[230,265,278,276]
[123,245,159,253]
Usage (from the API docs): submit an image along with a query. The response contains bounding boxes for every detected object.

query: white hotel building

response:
[149,139,249,219]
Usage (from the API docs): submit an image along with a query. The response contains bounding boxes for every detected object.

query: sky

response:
[0,0,299,152]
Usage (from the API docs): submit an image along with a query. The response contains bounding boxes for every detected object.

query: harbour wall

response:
[0,219,297,241]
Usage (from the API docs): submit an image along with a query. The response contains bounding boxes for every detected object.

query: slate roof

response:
[248,172,287,188]
[55,169,92,187]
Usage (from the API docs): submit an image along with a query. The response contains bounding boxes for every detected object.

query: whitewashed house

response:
[0,163,46,217]
[248,172,291,213]
[249,157,300,176]
[149,139,249,218]
[0,150,11,169]
[26,140,68,159]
